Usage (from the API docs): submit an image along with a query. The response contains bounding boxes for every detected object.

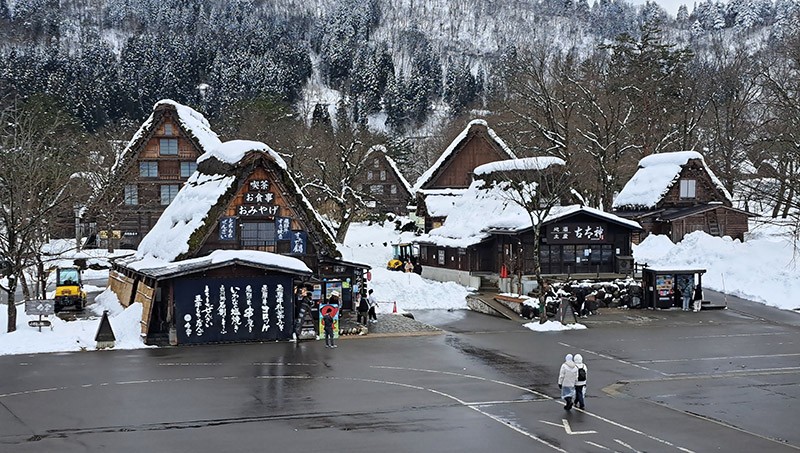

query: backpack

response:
[577,365,586,381]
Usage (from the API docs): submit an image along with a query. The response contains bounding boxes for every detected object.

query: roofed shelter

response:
[413,119,517,231]
[612,151,752,242]
[109,140,368,344]
[85,100,222,249]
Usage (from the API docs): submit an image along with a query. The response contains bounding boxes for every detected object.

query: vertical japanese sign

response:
[219,217,236,241]
[276,217,292,240]
[290,230,307,254]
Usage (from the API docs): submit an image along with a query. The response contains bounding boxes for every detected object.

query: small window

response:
[373,158,380,168]
[139,161,158,177]
[164,123,174,136]
[380,170,386,181]
[160,184,179,205]
[680,179,696,198]
[390,184,397,194]
[241,222,276,247]
[180,161,197,177]
[160,138,178,155]
[357,184,363,191]
[124,185,138,205]
[370,184,384,194]
[367,171,374,180]
[437,250,445,265]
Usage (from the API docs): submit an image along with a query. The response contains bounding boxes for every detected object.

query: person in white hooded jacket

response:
[574,354,587,409]
[558,353,579,410]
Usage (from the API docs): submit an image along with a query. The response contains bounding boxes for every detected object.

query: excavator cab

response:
[54,266,86,313]
[387,243,419,271]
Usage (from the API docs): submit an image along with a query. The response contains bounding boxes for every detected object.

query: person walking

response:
[574,354,588,409]
[367,288,378,323]
[558,353,579,410]
[322,311,336,348]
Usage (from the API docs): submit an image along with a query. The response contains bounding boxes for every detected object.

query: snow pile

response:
[339,220,470,311]
[0,296,151,356]
[634,230,800,310]
[474,156,565,175]
[524,321,588,332]
[198,139,287,169]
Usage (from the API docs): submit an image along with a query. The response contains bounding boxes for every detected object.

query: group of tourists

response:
[558,353,588,410]
[357,289,378,324]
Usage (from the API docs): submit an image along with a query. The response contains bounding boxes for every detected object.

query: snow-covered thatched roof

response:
[412,119,517,193]
[417,179,640,248]
[474,156,566,175]
[111,99,221,176]
[613,151,732,209]
[129,140,339,267]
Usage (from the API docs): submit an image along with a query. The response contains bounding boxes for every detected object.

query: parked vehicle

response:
[54,266,86,313]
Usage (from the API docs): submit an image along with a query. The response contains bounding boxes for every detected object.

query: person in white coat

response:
[574,354,587,409]
[558,353,579,410]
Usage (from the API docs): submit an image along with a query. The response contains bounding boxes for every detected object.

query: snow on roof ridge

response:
[613,150,731,209]
[474,156,565,176]
[411,119,517,192]
[198,139,287,169]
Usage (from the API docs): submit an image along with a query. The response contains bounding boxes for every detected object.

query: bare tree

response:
[0,96,84,332]
[477,157,573,323]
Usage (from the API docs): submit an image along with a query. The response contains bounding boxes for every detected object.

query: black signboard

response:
[276,217,292,240]
[290,231,307,255]
[546,223,608,244]
[173,275,295,344]
[219,217,236,241]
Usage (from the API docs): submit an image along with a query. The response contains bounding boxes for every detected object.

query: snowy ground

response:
[3,218,798,356]
[633,222,800,311]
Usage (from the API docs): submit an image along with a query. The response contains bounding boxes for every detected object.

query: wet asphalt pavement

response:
[1,289,799,453]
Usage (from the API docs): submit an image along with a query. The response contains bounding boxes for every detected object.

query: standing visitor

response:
[558,353,579,410]
[357,290,369,324]
[323,311,336,348]
[692,284,704,312]
[679,276,694,311]
[367,288,378,323]
[574,354,588,409]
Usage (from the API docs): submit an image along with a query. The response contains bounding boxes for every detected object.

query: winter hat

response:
[574,354,583,364]
[565,354,573,362]
[330,290,340,298]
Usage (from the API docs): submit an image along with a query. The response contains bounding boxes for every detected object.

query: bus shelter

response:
[642,267,723,310]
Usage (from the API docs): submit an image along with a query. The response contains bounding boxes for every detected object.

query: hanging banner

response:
[276,217,292,240]
[219,217,236,241]
[290,230,307,254]
[173,275,294,344]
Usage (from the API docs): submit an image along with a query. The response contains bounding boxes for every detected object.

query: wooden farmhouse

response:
[413,119,517,232]
[357,145,413,216]
[612,151,752,242]
[85,99,222,249]
[109,140,369,345]
[414,158,642,289]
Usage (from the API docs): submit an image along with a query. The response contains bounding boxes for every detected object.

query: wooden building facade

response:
[612,151,752,242]
[110,142,369,344]
[356,145,413,216]
[85,100,222,249]
[413,120,517,231]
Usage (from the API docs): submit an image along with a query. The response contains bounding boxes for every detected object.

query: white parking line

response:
[558,342,669,376]
[635,353,800,364]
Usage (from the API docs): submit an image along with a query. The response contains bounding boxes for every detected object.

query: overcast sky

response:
[627,0,693,17]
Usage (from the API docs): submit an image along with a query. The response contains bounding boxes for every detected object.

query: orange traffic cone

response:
[392,301,397,313]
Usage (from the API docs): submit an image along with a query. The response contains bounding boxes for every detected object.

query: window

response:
[370,184,384,194]
[241,222,276,247]
[160,138,178,155]
[390,184,397,194]
[437,250,445,265]
[124,185,138,205]
[164,124,174,136]
[357,184,363,192]
[160,184,179,205]
[140,161,158,177]
[180,161,197,177]
[680,179,696,198]
[367,171,374,180]
[373,158,380,168]
[380,170,386,181]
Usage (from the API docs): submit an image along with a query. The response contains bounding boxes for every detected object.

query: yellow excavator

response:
[387,242,419,271]
[54,266,87,313]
